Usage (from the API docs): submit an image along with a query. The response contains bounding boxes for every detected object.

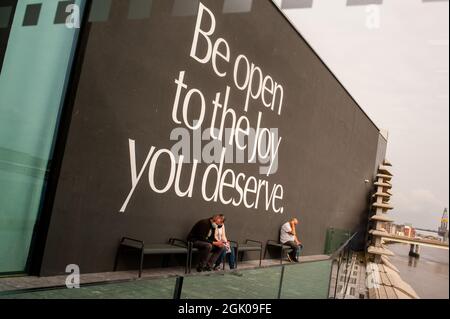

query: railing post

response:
[277,265,286,299]
[332,251,343,298]
[173,276,184,300]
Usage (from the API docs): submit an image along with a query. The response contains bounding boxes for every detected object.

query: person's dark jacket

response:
[187,218,215,243]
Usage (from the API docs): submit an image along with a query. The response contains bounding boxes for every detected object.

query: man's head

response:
[211,214,225,227]
[291,218,299,225]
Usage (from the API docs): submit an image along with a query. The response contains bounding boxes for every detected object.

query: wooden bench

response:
[113,237,190,277]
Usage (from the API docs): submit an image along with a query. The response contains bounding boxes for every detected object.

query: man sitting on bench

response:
[187,214,227,272]
[280,218,303,262]
[213,215,236,271]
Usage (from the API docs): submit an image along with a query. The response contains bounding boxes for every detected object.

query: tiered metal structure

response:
[367,160,395,265]
[365,160,419,299]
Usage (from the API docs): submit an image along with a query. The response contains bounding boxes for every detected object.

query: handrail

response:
[328,231,359,299]
[120,237,145,249]
[168,238,188,248]
[329,232,358,260]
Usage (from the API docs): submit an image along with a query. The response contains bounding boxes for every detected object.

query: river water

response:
[388,243,449,299]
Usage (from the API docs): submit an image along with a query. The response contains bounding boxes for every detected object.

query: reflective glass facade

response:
[0,0,85,273]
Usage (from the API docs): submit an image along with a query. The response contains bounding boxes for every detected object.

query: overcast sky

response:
[273,0,449,230]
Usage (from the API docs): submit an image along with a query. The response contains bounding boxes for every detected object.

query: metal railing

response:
[328,232,360,299]
[1,258,334,299]
[1,232,361,300]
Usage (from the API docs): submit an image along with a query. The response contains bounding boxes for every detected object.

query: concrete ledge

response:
[368,246,394,256]
[371,215,394,222]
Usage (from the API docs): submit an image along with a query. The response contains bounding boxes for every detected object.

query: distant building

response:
[438,208,449,241]
[403,225,416,238]
[385,223,397,235]
[404,226,412,237]
[395,224,405,236]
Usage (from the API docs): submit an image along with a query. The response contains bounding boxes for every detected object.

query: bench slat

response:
[235,245,262,251]
[121,243,188,254]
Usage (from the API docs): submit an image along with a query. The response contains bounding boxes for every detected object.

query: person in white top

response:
[213,215,236,270]
[280,218,303,262]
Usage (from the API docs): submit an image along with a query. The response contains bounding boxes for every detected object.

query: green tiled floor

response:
[281,260,332,299]
[1,261,332,299]
[2,277,176,299]
[181,268,282,299]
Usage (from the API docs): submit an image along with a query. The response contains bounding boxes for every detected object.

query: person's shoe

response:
[286,253,293,262]
[213,265,221,271]
[196,266,204,272]
[292,257,299,263]
[204,265,212,272]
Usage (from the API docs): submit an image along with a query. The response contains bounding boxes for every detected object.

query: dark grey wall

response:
[374,134,388,176]
[40,0,385,275]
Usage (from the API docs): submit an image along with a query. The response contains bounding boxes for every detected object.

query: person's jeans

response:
[284,241,303,259]
[192,241,226,268]
[214,247,236,269]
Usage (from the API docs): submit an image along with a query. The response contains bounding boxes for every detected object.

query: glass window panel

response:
[181,267,282,299]
[0,0,86,274]
[280,260,332,299]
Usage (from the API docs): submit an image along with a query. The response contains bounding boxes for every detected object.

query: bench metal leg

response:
[222,254,226,270]
[188,242,193,274]
[188,253,192,274]
[263,242,268,260]
[113,245,121,271]
[280,247,283,265]
[185,242,192,274]
[139,248,144,278]
[189,252,192,274]
[259,249,262,267]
